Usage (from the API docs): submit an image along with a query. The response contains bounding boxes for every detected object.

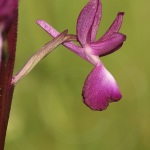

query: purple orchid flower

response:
[37,0,126,111]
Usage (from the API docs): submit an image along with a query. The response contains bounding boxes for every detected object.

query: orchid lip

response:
[82,64,122,111]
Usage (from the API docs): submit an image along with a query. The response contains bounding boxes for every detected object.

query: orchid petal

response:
[99,12,124,41]
[90,33,126,56]
[89,0,102,43]
[77,0,99,46]
[36,20,87,60]
[82,64,122,111]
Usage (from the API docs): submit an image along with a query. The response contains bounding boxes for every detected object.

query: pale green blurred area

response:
[5,0,150,149]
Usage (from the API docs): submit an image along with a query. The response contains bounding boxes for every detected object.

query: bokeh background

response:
[5,0,150,149]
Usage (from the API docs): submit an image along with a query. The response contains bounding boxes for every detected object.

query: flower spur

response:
[37,0,126,111]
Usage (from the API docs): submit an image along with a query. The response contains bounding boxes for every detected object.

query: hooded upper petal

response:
[82,64,122,111]
[77,0,100,46]
[88,0,102,43]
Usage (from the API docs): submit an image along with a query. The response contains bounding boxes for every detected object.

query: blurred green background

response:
[5,0,150,149]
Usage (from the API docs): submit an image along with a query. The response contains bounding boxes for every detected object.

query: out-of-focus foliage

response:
[5,0,150,150]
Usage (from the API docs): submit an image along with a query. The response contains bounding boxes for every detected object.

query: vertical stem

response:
[0,7,18,150]
[0,80,14,150]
